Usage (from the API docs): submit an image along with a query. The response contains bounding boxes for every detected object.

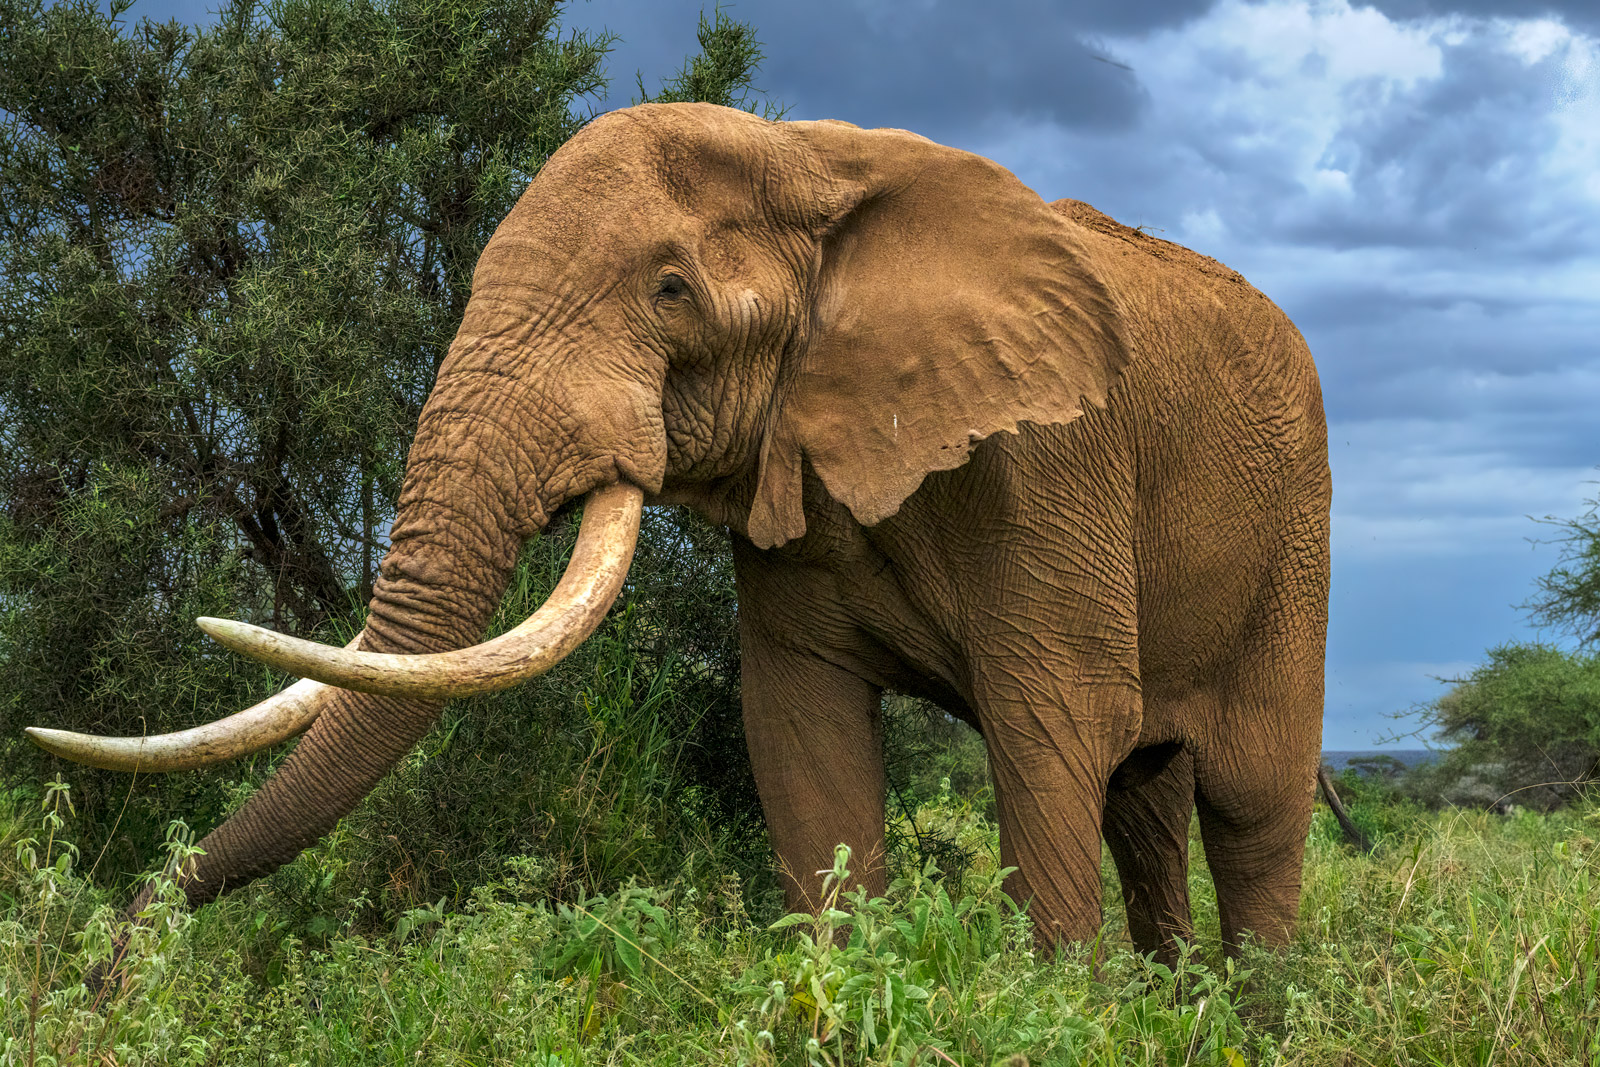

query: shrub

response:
[1409,643,1600,810]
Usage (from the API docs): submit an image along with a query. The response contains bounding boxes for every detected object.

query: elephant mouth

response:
[26,482,644,771]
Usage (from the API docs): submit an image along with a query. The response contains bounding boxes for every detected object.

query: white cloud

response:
[1178,206,1227,245]
[1100,0,1449,209]
[1502,18,1570,66]
[997,0,1600,257]
[1532,29,1600,204]
[1306,166,1354,199]
[1205,0,1443,84]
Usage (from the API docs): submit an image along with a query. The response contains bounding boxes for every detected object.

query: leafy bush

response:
[1525,486,1600,648]
[0,0,609,845]
[882,696,991,812]
[1409,643,1600,810]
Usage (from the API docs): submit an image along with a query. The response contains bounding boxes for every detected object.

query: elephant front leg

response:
[740,630,887,914]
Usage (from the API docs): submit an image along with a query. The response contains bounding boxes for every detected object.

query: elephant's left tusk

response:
[23,639,358,772]
[196,482,643,700]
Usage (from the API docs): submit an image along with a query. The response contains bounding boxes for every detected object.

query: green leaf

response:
[614,918,642,978]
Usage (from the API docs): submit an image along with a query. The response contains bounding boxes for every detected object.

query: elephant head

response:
[29,103,1125,906]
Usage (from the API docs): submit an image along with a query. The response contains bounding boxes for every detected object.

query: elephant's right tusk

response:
[195,482,643,700]
[24,639,357,772]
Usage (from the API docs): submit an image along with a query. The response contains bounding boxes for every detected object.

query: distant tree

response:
[0,0,773,874]
[1525,483,1600,648]
[1345,754,1406,781]
[1413,643,1600,810]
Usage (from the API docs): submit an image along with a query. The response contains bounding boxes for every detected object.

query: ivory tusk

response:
[24,636,360,772]
[196,482,643,701]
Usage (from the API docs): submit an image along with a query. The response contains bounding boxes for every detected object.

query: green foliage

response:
[1391,481,1600,813]
[623,506,760,843]
[1276,801,1600,1066]
[879,696,996,890]
[882,696,991,810]
[0,785,1244,1065]
[0,0,772,888]
[1,780,208,1065]
[1310,768,1427,851]
[634,7,785,118]
[0,0,602,866]
[12,784,1597,1064]
[1411,643,1600,810]
[1525,485,1600,648]
[1342,754,1407,782]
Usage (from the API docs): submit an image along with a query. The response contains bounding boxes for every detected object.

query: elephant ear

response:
[747,120,1131,548]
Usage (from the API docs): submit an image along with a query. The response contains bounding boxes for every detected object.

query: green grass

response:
[4,778,1598,1066]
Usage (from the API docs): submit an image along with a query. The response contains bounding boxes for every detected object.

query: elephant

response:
[30,102,1331,963]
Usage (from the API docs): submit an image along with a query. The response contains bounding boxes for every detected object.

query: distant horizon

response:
[1322,748,1440,773]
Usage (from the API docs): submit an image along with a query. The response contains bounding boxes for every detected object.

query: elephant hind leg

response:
[1194,747,1316,955]
[1193,566,1325,955]
[1103,741,1195,967]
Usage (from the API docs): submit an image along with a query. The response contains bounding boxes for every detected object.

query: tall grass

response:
[5,773,1598,1065]
[1270,803,1600,1064]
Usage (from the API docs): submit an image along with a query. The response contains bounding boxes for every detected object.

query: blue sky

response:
[111,0,1599,747]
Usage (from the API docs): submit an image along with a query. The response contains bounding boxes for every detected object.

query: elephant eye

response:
[655,274,690,302]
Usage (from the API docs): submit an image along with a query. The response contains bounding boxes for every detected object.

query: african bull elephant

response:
[30,102,1330,961]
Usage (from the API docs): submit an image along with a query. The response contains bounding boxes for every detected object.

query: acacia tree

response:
[1526,485,1600,648]
[1410,484,1600,810]
[1415,643,1600,810]
[0,0,771,874]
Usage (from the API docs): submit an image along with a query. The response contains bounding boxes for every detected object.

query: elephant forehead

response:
[498,167,677,249]
[548,107,781,216]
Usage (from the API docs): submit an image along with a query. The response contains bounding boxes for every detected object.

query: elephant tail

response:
[1317,764,1375,853]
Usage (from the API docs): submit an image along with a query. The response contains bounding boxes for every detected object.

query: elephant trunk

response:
[135,340,653,908]
[32,280,667,909]
[161,396,542,906]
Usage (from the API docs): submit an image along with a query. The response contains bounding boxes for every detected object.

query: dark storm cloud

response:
[1332,364,1600,462]
[1003,0,1218,34]
[1288,287,1533,334]
[1308,338,1595,477]
[1364,0,1600,35]
[1294,281,1599,453]
[730,2,1149,137]
[572,0,1160,141]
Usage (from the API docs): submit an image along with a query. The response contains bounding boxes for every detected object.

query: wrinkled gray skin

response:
[135,103,1330,962]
